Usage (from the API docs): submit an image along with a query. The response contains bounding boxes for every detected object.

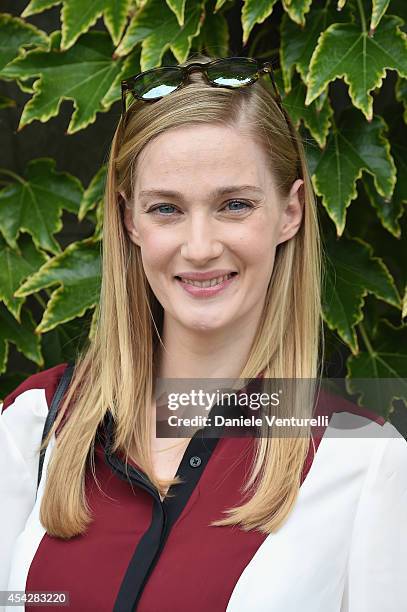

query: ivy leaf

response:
[166,0,186,26]
[79,165,106,241]
[214,0,229,10]
[0,158,83,254]
[280,3,352,93]
[115,0,205,70]
[323,235,401,354]
[282,78,333,148]
[22,0,132,49]
[0,95,15,109]
[79,165,107,221]
[346,320,407,416]
[370,0,390,33]
[0,13,48,73]
[195,2,229,57]
[395,76,407,123]
[0,304,43,374]
[281,0,312,27]
[0,234,47,320]
[100,48,141,109]
[21,0,60,17]
[311,108,396,235]
[2,31,124,134]
[305,16,407,121]
[15,239,101,333]
[241,0,278,45]
[362,173,404,239]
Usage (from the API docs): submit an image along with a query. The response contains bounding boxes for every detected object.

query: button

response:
[189,456,202,468]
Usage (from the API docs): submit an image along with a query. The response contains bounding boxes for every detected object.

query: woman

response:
[1,54,406,611]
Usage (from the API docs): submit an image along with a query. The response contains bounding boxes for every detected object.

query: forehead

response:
[133,123,273,190]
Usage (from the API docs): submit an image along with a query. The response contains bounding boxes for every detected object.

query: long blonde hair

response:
[39,53,324,538]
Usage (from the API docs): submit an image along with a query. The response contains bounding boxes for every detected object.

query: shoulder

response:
[301,387,406,483]
[1,363,69,414]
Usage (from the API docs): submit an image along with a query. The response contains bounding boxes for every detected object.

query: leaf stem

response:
[34,293,47,310]
[356,0,367,33]
[0,169,26,186]
[358,321,375,356]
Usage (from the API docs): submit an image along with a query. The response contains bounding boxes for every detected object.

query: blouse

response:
[1,363,407,612]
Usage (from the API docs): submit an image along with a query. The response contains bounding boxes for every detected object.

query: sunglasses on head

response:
[120,56,301,175]
[121,57,282,111]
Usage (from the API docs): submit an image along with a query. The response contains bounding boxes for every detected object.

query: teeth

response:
[180,273,234,288]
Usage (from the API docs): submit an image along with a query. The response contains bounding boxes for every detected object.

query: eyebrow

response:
[138,185,264,200]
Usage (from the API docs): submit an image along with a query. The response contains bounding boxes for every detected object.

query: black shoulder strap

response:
[37,362,75,491]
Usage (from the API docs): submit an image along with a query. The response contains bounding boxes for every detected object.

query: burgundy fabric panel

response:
[136,436,268,612]
[1,363,68,413]
[26,442,154,611]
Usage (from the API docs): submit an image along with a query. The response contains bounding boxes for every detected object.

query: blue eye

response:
[147,200,253,216]
[226,200,251,212]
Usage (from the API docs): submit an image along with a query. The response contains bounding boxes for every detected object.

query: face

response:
[123,123,303,336]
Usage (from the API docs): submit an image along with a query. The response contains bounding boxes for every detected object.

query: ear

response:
[276,179,304,246]
[120,191,141,246]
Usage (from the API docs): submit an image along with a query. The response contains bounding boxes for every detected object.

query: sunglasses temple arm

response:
[121,84,127,116]
[267,70,282,104]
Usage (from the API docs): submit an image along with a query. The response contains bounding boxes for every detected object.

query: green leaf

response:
[376,109,407,237]
[311,108,396,235]
[0,158,83,254]
[395,76,407,123]
[370,0,390,33]
[280,3,352,92]
[2,31,125,133]
[15,239,101,333]
[346,320,407,415]
[79,165,107,221]
[194,3,229,57]
[21,0,61,17]
[362,173,404,239]
[62,0,131,49]
[241,0,278,45]
[0,234,47,320]
[166,0,186,26]
[214,0,229,11]
[0,303,43,373]
[115,0,205,70]
[305,16,407,121]
[0,13,48,73]
[100,48,141,108]
[78,165,105,241]
[323,235,401,354]
[281,0,312,27]
[282,78,333,148]
[0,95,15,109]
[22,0,132,48]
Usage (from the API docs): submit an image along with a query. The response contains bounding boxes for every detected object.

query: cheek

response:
[137,227,174,270]
[232,219,279,266]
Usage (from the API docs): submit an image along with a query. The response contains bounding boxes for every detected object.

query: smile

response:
[174,272,238,297]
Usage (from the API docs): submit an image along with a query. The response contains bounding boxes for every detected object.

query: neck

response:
[155,314,261,380]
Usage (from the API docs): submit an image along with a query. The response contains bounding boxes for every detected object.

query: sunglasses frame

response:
[121,57,282,115]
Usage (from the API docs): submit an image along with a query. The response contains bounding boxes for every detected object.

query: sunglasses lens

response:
[131,67,182,100]
[207,59,258,87]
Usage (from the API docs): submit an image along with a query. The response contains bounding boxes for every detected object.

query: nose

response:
[180,214,223,264]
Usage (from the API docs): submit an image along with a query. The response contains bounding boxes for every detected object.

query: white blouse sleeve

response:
[0,389,48,593]
[341,430,407,611]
